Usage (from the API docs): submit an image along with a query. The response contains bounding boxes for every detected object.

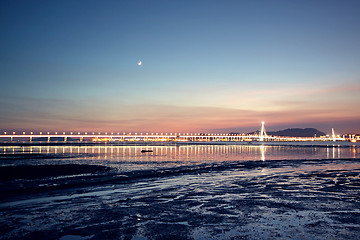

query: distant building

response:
[345,134,360,142]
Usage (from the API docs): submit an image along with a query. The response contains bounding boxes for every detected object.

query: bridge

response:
[0,122,346,143]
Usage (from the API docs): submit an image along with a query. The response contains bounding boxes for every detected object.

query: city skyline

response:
[1,1,360,134]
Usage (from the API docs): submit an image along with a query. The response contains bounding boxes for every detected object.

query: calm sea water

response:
[1,144,359,170]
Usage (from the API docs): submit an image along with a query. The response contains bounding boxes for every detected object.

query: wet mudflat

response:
[1,158,360,240]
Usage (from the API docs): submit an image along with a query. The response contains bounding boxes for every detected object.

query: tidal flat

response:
[1,145,360,239]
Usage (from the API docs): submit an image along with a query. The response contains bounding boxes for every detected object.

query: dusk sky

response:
[1,0,360,134]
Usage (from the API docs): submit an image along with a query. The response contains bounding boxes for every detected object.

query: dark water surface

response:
[1,144,359,169]
[1,144,360,239]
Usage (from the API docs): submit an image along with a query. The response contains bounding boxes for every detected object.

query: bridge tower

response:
[332,128,336,142]
[260,121,266,142]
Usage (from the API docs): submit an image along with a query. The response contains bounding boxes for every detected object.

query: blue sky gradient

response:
[1,0,360,134]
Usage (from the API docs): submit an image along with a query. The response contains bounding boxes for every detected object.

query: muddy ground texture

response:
[1,159,360,240]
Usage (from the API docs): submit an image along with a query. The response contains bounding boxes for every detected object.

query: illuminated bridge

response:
[0,122,347,143]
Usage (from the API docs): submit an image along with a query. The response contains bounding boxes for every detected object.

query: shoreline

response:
[1,157,360,239]
[2,157,360,202]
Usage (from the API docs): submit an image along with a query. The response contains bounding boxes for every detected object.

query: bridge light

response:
[30,132,33,135]
[47,132,50,135]
[70,132,73,135]
[4,132,6,135]
[23,132,25,135]
[78,132,80,135]
[13,132,15,135]
[55,132,58,135]
[85,132,88,135]
[111,132,113,135]
[63,132,66,135]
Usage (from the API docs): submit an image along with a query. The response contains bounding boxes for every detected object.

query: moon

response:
[137,60,142,66]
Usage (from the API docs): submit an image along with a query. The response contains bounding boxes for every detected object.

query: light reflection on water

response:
[1,144,360,167]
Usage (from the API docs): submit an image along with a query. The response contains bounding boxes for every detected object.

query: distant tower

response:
[332,128,336,142]
[260,121,265,142]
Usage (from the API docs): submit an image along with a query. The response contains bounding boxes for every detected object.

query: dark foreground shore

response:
[0,164,110,181]
[1,158,360,240]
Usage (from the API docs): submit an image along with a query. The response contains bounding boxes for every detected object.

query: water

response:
[1,144,360,240]
[1,144,359,170]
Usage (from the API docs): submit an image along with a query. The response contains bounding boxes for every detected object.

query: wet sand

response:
[1,159,360,239]
[0,164,110,181]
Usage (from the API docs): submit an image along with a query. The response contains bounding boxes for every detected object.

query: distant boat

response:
[141,149,153,153]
